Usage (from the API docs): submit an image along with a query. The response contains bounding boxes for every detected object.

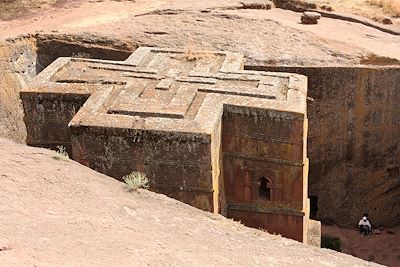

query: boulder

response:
[382,17,393,25]
[301,11,321,25]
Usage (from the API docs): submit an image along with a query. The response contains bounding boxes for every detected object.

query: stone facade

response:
[20,47,319,244]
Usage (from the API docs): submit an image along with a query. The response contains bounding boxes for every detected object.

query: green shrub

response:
[52,145,69,161]
[321,235,341,252]
[123,171,149,192]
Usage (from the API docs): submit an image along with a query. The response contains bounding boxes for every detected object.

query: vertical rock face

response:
[308,67,400,227]
[0,37,37,143]
[252,65,400,227]
[35,34,133,73]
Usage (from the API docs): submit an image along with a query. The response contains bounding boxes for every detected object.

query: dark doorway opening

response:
[310,195,318,219]
[258,177,271,201]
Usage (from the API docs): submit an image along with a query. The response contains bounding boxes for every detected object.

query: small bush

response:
[321,235,341,252]
[123,171,149,192]
[52,145,69,161]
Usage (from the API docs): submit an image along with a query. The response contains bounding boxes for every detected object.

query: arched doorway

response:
[258,177,271,201]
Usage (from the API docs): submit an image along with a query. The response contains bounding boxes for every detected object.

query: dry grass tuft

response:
[0,0,57,20]
[367,0,400,16]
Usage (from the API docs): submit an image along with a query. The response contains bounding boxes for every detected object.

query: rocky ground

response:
[0,0,399,64]
[0,138,380,266]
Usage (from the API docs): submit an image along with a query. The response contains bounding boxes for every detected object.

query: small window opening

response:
[258,177,271,201]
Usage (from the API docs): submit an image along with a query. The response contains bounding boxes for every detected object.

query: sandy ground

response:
[323,224,400,267]
[0,137,380,266]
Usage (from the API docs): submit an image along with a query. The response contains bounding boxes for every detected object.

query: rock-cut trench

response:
[1,34,399,228]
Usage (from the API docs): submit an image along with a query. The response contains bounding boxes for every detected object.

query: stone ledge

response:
[227,202,305,216]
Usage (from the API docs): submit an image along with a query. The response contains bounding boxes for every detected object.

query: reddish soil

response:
[323,224,400,267]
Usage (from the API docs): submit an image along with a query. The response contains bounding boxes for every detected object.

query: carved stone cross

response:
[21,47,312,243]
[23,47,305,139]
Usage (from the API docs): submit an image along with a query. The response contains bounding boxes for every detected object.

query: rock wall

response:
[35,33,134,72]
[21,92,90,153]
[249,65,400,227]
[71,127,215,212]
[0,37,37,143]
